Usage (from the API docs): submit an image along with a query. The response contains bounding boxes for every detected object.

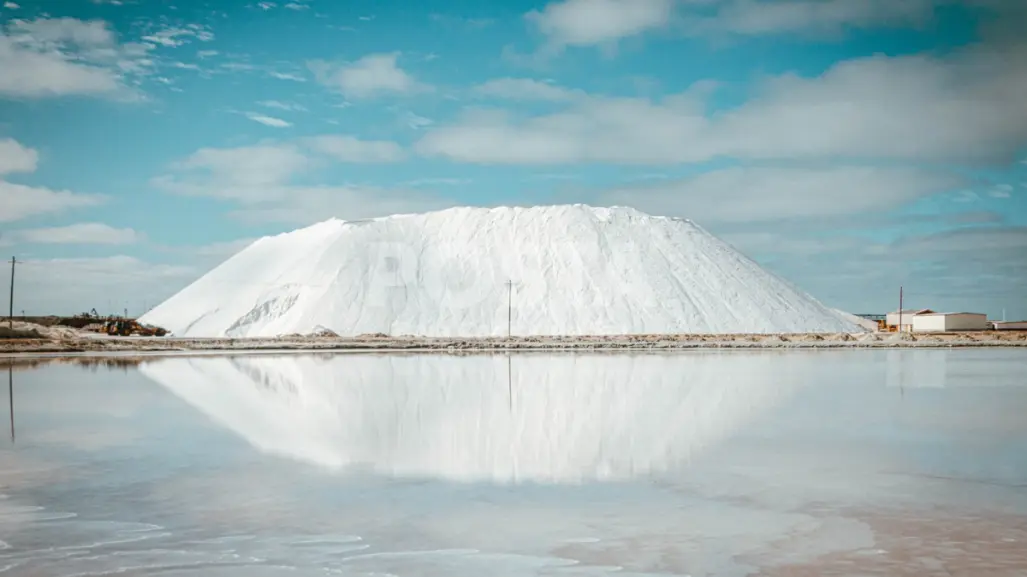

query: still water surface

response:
[1,349,1026,576]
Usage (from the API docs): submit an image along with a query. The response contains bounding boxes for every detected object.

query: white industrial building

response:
[911,312,989,333]
[886,309,934,332]
[991,321,1027,330]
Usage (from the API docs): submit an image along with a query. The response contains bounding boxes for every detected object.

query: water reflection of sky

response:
[2,349,1026,576]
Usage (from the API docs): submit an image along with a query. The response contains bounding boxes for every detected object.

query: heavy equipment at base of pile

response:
[103,318,168,337]
[88,317,168,337]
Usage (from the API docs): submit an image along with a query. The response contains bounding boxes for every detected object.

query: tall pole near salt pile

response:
[7,257,14,330]
[898,286,904,333]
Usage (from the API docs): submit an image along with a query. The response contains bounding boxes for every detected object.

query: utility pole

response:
[898,286,904,333]
[506,280,513,338]
[7,257,14,330]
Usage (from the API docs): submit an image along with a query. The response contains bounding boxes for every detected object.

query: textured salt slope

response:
[139,354,809,483]
[140,205,859,337]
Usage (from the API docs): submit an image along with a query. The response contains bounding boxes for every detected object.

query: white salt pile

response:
[140,205,860,337]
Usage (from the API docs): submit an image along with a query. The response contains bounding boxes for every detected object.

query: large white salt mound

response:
[140,205,860,337]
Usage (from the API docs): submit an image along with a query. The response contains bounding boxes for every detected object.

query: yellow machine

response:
[100,318,167,337]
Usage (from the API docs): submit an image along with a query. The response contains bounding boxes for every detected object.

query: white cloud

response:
[267,70,306,81]
[258,100,306,111]
[141,24,214,47]
[404,177,472,187]
[0,138,38,174]
[894,226,1027,254]
[245,113,293,128]
[988,184,1014,198]
[0,181,107,223]
[597,166,969,223]
[169,144,313,194]
[2,256,196,316]
[309,52,427,99]
[257,1,276,9]
[3,2,20,8]
[526,0,674,48]
[3,222,140,245]
[401,111,433,130]
[9,17,117,45]
[0,18,148,98]
[473,78,580,101]
[152,141,450,224]
[284,2,308,9]
[0,138,107,222]
[418,41,1027,165]
[717,222,1027,317]
[303,135,406,163]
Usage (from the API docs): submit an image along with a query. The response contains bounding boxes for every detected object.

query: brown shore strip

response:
[1,330,1025,359]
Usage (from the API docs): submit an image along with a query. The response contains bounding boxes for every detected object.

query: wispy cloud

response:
[419,40,1027,165]
[245,113,293,128]
[309,52,429,99]
[2,222,141,245]
[0,17,153,99]
[473,78,581,101]
[0,138,107,222]
[0,138,38,174]
[258,100,307,112]
[8,256,197,316]
[152,139,449,225]
[526,0,673,50]
[302,135,406,163]
[141,24,214,47]
[596,166,969,224]
[268,70,306,82]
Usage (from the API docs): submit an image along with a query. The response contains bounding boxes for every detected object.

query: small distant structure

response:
[885,309,934,332]
[911,312,988,333]
[990,320,1027,331]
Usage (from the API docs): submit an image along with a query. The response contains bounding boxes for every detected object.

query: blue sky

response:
[0,0,1025,319]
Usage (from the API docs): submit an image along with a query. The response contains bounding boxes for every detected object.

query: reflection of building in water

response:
[141,354,810,484]
[886,351,948,389]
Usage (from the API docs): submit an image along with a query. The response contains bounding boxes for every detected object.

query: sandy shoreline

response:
[2,330,1025,357]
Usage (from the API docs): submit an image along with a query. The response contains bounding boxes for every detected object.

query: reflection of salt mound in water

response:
[141,354,807,483]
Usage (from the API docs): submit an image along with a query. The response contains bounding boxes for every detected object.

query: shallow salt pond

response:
[2,349,1026,576]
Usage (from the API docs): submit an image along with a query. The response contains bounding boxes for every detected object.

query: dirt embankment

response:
[1,320,1025,356]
